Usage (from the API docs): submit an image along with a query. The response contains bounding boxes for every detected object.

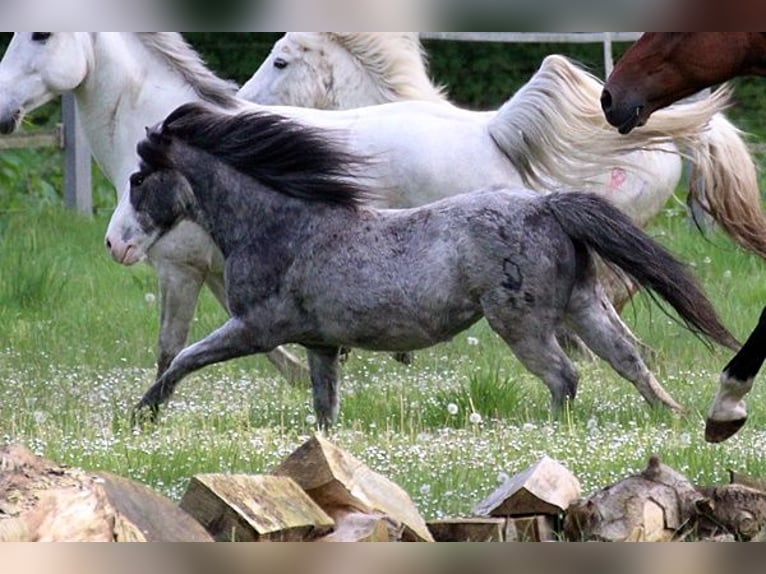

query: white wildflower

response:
[144,292,157,304]
[469,412,482,425]
[447,402,459,415]
[305,414,317,426]
[467,336,479,346]
[420,484,431,495]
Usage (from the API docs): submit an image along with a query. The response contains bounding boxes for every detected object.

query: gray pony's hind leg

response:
[307,346,342,429]
[483,295,580,414]
[565,280,684,413]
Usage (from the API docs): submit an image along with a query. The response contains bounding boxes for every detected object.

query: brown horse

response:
[602,32,766,444]
[601,33,766,134]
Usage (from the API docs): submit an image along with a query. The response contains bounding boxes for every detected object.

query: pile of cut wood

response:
[2,435,765,542]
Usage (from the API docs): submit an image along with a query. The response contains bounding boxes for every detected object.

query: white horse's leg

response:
[133,317,271,421]
[565,281,684,413]
[203,272,309,386]
[306,347,342,429]
[155,261,206,378]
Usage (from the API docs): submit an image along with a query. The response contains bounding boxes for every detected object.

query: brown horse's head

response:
[601,33,759,134]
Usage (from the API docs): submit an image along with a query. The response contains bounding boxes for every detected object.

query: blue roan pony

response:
[122,102,738,428]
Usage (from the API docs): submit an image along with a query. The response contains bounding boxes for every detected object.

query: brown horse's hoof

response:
[704,417,747,443]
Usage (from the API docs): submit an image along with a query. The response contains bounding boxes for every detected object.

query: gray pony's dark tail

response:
[544,192,739,351]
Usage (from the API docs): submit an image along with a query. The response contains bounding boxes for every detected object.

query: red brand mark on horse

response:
[609,168,627,191]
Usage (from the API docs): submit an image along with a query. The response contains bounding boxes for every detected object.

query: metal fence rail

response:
[420,32,642,77]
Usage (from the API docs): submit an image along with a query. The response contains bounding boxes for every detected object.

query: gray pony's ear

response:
[145,123,170,145]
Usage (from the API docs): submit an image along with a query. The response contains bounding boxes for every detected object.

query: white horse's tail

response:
[685,114,766,259]
[487,54,730,188]
[488,54,766,259]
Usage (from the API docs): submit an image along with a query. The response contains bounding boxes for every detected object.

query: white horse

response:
[241,32,766,257]
[0,33,755,395]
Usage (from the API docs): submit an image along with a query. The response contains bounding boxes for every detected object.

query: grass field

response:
[1,200,766,520]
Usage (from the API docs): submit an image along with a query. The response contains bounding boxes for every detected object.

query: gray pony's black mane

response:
[140,102,374,208]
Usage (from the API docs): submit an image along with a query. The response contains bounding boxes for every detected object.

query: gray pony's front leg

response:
[155,262,207,377]
[132,317,266,423]
[307,347,342,429]
[203,272,309,386]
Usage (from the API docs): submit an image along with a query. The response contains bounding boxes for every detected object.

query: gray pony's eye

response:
[273,57,288,70]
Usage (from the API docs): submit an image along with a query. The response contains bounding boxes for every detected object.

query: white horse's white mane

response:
[290,32,447,103]
[136,33,240,108]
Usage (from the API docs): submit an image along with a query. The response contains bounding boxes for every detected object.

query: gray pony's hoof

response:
[338,347,352,364]
[130,401,160,429]
[705,417,747,443]
[392,351,414,366]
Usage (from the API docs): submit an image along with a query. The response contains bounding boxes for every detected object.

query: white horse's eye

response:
[31,33,52,43]
[273,58,288,70]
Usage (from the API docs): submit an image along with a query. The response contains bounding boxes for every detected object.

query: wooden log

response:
[729,469,766,492]
[0,444,212,542]
[273,433,433,542]
[563,455,703,542]
[317,511,393,542]
[505,515,558,542]
[427,518,506,542]
[473,455,581,517]
[696,484,766,541]
[180,473,334,541]
[95,471,212,542]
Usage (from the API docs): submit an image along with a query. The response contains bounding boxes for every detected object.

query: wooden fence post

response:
[62,93,92,216]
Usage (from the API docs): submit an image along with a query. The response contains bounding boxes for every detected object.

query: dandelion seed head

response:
[447,402,459,415]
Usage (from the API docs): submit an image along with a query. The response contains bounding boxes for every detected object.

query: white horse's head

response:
[239,32,445,109]
[239,33,337,108]
[0,32,92,134]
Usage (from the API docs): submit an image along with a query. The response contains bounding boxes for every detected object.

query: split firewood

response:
[427,518,506,542]
[563,455,704,542]
[272,433,433,541]
[473,455,581,517]
[695,484,766,541]
[0,444,211,542]
[316,510,393,542]
[179,473,334,541]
